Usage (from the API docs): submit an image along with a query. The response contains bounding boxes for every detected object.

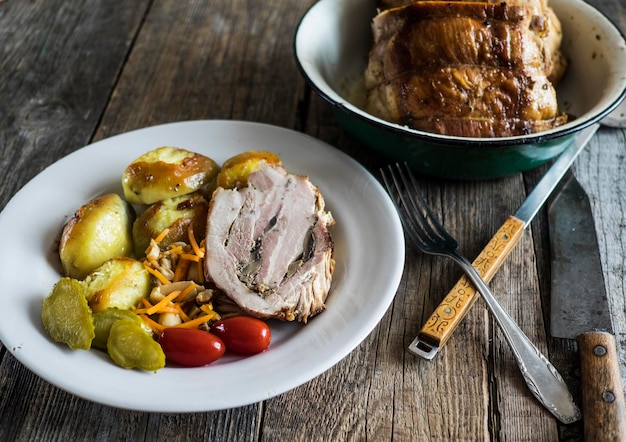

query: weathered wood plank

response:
[0,0,150,209]
[0,0,151,440]
[584,0,626,393]
[93,0,314,141]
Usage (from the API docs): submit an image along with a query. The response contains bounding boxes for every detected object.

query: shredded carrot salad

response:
[134,224,221,334]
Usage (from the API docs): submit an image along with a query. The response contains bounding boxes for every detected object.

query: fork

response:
[381,163,581,424]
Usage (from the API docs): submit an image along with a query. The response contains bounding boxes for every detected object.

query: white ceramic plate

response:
[0,120,405,412]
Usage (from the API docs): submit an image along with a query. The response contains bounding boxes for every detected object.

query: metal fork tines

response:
[380,163,581,425]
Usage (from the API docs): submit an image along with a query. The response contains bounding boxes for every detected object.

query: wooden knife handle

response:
[578,331,626,442]
[417,216,525,351]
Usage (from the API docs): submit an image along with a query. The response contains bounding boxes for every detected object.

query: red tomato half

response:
[158,328,225,367]
[210,316,271,355]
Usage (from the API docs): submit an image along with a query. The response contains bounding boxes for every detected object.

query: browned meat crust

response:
[365,1,567,137]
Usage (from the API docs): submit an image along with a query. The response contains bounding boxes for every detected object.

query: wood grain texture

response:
[0,0,150,208]
[93,0,310,140]
[582,0,626,402]
[578,332,626,442]
[0,0,624,440]
[0,2,148,439]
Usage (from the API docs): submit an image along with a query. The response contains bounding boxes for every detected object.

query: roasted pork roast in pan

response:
[365,0,568,137]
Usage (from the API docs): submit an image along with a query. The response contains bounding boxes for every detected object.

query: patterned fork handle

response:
[409,216,525,360]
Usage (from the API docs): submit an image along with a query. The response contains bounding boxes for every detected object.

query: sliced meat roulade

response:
[204,162,335,323]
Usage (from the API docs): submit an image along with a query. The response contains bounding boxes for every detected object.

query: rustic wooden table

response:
[1,0,624,440]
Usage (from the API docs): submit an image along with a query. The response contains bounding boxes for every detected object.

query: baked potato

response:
[59,193,135,280]
[84,257,151,313]
[216,151,282,189]
[122,146,220,205]
[132,192,209,257]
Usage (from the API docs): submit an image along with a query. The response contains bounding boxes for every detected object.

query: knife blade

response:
[548,173,626,441]
[409,123,599,360]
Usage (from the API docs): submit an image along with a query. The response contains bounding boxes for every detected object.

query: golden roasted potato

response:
[122,146,220,205]
[216,151,282,189]
[84,257,151,313]
[59,193,135,280]
[132,192,209,257]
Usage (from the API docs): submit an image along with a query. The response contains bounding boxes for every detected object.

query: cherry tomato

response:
[158,328,225,367]
[210,316,271,355]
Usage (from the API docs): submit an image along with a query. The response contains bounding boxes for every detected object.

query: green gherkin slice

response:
[41,277,95,350]
[92,308,143,350]
[107,319,165,372]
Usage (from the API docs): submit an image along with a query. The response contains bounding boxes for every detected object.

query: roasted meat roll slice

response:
[204,162,335,322]
[364,1,568,137]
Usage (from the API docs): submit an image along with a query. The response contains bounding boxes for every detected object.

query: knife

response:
[410,123,599,360]
[549,173,626,441]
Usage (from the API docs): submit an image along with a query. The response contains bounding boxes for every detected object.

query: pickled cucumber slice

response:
[41,277,95,350]
[107,319,165,371]
[92,308,143,350]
